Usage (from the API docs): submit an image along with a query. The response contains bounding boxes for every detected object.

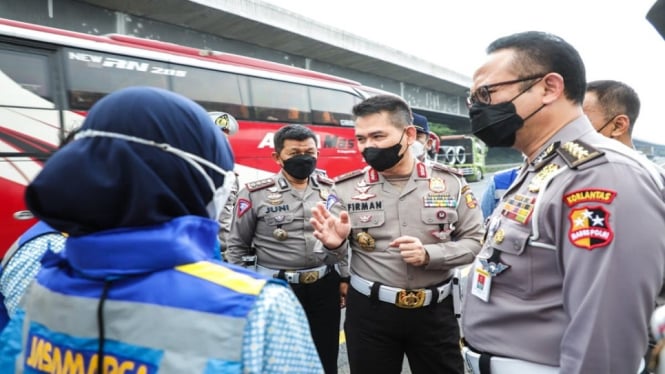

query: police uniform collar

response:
[366,167,380,183]
[275,172,291,191]
[415,161,428,179]
[366,160,426,183]
[529,115,595,170]
[309,175,319,187]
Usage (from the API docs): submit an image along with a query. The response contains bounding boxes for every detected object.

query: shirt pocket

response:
[420,208,458,241]
[349,211,385,229]
[487,224,533,297]
[349,211,385,251]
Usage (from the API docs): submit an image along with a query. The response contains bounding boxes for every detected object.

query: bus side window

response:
[0,48,52,102]
[309,86,359,127]
[235,105,249,120]
[312,110,339,125]
[171,64,249,120]
[249,77,309,123]
[64,48,169,110]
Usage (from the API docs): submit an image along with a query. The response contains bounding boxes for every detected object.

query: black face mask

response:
[282,154,316,180]
[470,101,546,147]
[362,130,406,171]
[469,101,525,147]
[469,76,546,148]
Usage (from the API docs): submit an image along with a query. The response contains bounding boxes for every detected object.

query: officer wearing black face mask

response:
[309,94,484,374]
[461,31,665,374]
[226,124,347,374]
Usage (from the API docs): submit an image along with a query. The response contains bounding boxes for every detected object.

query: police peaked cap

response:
[412,113,429,134]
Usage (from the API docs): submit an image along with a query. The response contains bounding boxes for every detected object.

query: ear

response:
[405,125,418,145]
[271,151,282,165]
[610,114,631,137]
[541,73,565,105]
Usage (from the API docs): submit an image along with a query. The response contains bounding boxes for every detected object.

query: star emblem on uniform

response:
[591,215,605,226]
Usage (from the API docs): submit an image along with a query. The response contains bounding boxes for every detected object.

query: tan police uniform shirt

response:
[333,161,484,289]
[462,116,665,374]
[226,171,348,275]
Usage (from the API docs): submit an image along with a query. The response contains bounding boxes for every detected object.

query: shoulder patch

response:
[556,140,604,169]
[236,198,252,218]
[431,162,463,176]
[245,178,275,192]
[316,173,334,185]
[333,169,365,183]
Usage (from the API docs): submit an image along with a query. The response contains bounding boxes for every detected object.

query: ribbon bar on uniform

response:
[350,274,451,308]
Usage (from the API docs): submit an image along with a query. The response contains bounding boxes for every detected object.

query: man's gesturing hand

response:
[310,202,351,249]
[390,236,430,266]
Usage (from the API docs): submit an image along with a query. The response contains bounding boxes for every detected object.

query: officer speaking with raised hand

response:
[310,94,484,374]
[226,124,347,374]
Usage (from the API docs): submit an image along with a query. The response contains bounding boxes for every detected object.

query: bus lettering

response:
[258,133,275,149]
[150,67,187,77]
[103,58,149,72]
[68,51,103,64]
[323,135,354,149]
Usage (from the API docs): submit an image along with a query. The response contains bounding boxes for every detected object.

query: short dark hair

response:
[586,80,640,133]
[487,31,587,105]
[352,94,412,129]
[273,124,318,154]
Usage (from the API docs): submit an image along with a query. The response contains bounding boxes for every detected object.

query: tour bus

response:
[0,18,384,255]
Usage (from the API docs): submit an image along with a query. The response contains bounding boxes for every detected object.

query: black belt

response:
[463,338,492,374]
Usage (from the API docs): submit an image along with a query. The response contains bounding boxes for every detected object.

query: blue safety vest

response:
[0,216,280,373]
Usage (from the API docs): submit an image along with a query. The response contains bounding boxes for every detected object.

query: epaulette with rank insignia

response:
[431,162,463,176]
[556,140,604,169]
[245,177,275,192]
[532,141,560,171]
[333,169,365,183]
[316,173,334,185]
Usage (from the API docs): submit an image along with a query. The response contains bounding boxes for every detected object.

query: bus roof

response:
[0,17,361,87]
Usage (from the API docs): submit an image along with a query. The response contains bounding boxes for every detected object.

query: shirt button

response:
[402,222,407,227]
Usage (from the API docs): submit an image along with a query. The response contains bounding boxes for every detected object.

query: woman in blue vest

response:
[0,87,323,373]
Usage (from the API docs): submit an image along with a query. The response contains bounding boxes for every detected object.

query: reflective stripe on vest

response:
[23,263,267,374]
[175,261,264,295]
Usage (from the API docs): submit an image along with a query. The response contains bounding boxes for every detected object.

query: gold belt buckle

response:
[395,289,426,309]
[300,270,320,284]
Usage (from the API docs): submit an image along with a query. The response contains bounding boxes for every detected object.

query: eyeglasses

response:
[467,74,546,107]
